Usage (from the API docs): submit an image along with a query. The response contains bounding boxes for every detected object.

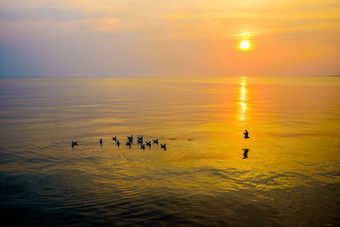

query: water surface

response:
[0,77,339,226]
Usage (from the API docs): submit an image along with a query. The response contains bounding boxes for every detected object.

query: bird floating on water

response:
[70,135,168,150]
[243,130,250,139]
[137,136,143,143]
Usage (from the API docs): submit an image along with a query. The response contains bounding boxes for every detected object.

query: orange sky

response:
[0,0,339,77]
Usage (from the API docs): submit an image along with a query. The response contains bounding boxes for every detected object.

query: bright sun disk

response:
[239,40,251,50]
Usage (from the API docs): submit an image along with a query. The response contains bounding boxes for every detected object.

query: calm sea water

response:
[0,77,339,226]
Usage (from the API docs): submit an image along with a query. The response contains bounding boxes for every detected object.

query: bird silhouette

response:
[72,141,78,147]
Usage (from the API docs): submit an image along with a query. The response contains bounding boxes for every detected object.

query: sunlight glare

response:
[239,77,248,122]
[239,40,251,50]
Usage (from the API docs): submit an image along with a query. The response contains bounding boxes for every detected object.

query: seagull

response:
[153,139,158,144]
[112,136,117,141]
[161,143,166,150]
[243,130,250,138]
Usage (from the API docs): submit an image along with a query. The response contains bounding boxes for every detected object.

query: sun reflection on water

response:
[239,77,248,123]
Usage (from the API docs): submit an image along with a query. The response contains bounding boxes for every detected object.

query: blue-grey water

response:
[0,77,339,226]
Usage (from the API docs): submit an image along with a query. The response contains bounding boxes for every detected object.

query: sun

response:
[239,40,251,50]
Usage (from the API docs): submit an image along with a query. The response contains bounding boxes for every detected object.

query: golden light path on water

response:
[0,77,339,226]
[239,77,248,123]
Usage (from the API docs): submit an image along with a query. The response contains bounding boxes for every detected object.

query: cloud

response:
[3,0,338,41]
[0,6,101,22]
[0,0,339,77]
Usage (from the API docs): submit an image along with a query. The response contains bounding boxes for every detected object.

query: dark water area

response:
[0,77,339,226]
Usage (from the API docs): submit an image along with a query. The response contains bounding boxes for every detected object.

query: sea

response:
[0,77,339,226]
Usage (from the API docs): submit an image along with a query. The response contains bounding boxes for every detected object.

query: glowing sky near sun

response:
[0,0,339,77]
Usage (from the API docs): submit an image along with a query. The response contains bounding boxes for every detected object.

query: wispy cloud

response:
[1,0,339,77]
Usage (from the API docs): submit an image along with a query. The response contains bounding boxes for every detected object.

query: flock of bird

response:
[72,135,166,150]
[71,130,249,152]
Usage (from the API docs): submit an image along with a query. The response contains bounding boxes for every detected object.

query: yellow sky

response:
[0,0,339,77]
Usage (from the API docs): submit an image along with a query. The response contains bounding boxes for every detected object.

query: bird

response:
[146,141,151,147]
[137,138,143,144]
[126,141,132,147]
[161,143,166,150]
[72,141,78,147]
[141,144,145,150]
[153,139,158,144]
[116,140,120,147]
[243,130,250,138]
[100,139,103,145]
[112,136,117,141]
[138,136,143,140]
[127,135,133,141]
